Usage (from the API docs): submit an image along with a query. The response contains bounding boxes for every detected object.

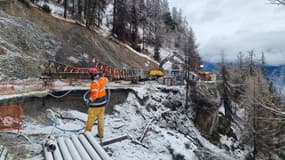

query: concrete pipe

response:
[53,143,63,160]
[65,138,82,160]
[78,134,102,160]
[0,148,8,160]
[57,137,73,160]
[71,134,92,160]
[0,145,7,160]
[85,132,111,160]
[43,144,54,160]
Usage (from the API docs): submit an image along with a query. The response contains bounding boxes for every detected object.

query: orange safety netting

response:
[0,105,24,131]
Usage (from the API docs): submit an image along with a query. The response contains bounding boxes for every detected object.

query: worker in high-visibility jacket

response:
[85,68,109,138]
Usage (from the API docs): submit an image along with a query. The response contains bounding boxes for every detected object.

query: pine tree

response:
[172,7,178,24]
[112,0,127,41]
[96,0,107,27]
[220,52,232,121]
[138,0,147,51]
[153,0,162,62]
[78,0,82,19]
[129,0,140,51]
[64,0,68,18]
[161,0,169,14]
[184,28,200,109]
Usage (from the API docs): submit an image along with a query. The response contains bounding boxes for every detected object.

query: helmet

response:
[88,68,99,75]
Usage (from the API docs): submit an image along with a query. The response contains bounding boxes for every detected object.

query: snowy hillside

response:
[0,1,158,79]
[33,0,189,71]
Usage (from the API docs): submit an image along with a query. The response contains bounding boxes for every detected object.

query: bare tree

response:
[231,53,285,159]
[269,0,285,5]
[220,52,233,121]
[184,29,200,110]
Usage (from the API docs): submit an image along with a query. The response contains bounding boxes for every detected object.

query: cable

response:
[18,133,42,145]
[48,90,73,99]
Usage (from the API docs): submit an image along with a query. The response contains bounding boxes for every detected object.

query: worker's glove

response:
[89,98,93,102]
[84,98,91,105]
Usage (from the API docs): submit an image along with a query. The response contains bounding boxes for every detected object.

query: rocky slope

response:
[0,1,158,79]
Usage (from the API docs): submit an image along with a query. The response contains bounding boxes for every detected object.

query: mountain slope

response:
[0,1,158,79]
[264,65,285,93]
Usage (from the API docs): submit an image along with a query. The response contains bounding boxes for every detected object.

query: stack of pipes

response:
[43,132,111,160]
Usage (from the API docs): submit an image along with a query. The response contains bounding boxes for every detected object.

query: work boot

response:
[95,134,103,138]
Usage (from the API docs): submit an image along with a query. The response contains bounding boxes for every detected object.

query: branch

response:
[138,117,156,142]
[256,117,285,122]
[269,0,285,5]
[253,100,285,116]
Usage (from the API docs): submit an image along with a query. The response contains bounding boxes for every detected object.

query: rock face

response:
[0,1,158,79]
[190,83,220,138]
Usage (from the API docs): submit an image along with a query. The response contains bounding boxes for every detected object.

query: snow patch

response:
[163,61,172,70]
[100,4,113,37]
[218,105,225,115]
[36,1,64,16]
[123,44,159,66]
[67,56,80,63]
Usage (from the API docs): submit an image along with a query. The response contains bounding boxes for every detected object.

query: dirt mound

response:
[0,1,158,79]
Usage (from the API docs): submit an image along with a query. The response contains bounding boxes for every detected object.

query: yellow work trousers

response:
[85,107,105,138]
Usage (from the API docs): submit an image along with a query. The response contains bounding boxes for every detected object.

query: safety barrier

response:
[43,57,152,82]
[0,80,44,95]
[0,81,15,94]
[0,105,24,131]
[0,79,90,95]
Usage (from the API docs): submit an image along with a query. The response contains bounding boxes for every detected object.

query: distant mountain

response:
[203,61,236,73]
[264,65,285,93]
[203,61,285,93]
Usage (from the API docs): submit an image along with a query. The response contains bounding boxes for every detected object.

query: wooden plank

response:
[101,135,129,146]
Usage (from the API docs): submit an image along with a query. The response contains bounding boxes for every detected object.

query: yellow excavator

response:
[149,69,164,79]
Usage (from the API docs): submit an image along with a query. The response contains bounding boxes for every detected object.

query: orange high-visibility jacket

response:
[90,77,108,101]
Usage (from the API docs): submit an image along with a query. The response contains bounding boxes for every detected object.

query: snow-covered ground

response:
[0,81,250,160]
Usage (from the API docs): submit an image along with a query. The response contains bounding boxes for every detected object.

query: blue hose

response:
[83,88,111,108]
[83,90,90,106]
[47,109,85,133]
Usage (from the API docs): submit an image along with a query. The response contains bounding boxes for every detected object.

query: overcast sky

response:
[168,0,285,65]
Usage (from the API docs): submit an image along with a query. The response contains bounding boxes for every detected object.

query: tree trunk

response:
[72,0,75,15]
[78,0,82,18]
[64,0,68,18]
